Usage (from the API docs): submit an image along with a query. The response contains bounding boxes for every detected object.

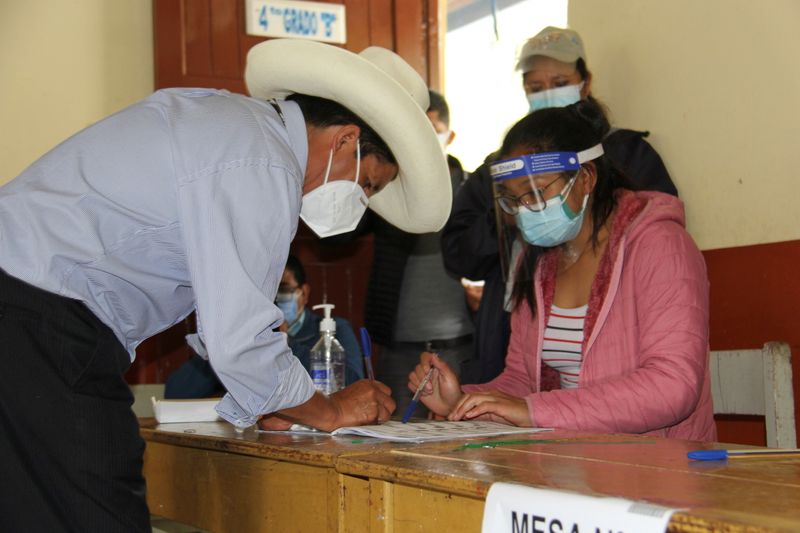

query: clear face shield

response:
[490,144,604,289]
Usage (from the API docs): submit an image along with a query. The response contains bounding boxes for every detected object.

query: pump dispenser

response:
[309,304,346,394]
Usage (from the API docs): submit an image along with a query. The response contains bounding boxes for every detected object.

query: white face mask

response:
[300,141,368,238]
[436,131,451,153]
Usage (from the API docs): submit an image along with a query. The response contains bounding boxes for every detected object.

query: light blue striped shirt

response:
[0,88,316,427]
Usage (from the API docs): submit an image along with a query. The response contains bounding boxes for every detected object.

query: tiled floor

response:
[150,515,211,533]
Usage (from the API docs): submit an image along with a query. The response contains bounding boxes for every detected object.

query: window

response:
[445,0,568,171]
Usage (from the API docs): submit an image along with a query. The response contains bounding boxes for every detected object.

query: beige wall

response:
[569,0,800,250]
[3,1,797,250]
[0,1,153,183]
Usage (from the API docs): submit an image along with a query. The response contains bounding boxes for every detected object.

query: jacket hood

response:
[615,190,686,246]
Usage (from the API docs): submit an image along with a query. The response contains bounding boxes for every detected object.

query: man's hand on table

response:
[258,380,396,432]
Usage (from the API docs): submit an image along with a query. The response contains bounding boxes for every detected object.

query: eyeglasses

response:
[496,174,568,215]
[275,285,301,303]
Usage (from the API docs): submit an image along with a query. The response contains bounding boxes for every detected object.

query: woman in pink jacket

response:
[410,100,716,440]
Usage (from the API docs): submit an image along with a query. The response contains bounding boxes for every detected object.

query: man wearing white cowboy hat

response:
[0,39,451,531]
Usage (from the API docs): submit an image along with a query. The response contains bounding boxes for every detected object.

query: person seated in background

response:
[410,100,716,441]
[326,89,473,416]
[165,254,364,399]
[442,26,677,385]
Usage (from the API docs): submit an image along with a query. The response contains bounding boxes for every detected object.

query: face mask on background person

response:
[275,290,299,324]
[300,141,368,238]
[436,131,451,153]
[514,173,589,247]
[527,82,583,113]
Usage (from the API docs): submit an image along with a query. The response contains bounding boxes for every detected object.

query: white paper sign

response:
[482,483,679,533]
[245,0,347,44]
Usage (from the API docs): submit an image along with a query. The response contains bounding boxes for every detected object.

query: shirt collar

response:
[272,99,308,179]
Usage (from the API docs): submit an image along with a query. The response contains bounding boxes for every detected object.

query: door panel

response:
[154,0,441,91]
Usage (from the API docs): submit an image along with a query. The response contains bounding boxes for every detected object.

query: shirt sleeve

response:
[178,159,315,428]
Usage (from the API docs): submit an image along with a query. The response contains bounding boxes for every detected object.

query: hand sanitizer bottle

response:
[309,304,346,394]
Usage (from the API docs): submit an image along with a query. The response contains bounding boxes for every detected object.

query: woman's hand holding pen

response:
[448,391,531,426]
[407,352,463,417]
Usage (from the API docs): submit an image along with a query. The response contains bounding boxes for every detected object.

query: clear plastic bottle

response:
[309,304,346,395]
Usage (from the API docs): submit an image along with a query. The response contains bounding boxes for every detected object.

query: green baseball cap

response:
[515,26,586,72]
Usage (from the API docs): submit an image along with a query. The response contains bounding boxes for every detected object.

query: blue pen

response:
[688,448,800,461]
[359,327,375,381]
[401,363,435,423]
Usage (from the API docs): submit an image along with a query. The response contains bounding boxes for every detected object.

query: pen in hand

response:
[359,327,375,382]
[401,362,435,423]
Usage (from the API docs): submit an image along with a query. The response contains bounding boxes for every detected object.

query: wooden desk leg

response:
[340,475,393,532]
[341,474,484,532]
[370,479,394,532]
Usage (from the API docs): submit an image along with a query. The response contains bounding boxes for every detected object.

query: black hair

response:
[286,93,397,165]
[427,90,450,127]
[575,57,589,81]
[574,57,605,109]
[501,99,635,311]
[284,254,306,286]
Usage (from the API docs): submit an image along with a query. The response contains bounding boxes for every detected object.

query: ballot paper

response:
[281,420,550,442]
[151,397,221,423]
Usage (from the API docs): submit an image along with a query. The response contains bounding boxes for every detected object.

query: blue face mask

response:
[514,176,588,247]
[276,291,299,325]
[527,83,583,113]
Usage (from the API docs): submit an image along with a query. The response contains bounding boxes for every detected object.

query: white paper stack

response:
[151,397,221,423]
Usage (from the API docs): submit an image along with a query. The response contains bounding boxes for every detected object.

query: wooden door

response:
[129,0,444,383]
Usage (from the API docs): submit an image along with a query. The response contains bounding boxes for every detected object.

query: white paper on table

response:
[151,397,221,423]
[274,420,550,442]
[482,482,681,533]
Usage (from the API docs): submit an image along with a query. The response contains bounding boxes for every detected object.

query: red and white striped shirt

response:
[541,304,587,388]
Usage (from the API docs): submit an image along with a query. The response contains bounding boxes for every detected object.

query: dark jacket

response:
[442,128,676,384]
[332,155,467,347]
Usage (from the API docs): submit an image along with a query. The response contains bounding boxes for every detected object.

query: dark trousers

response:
[0,270,150,532]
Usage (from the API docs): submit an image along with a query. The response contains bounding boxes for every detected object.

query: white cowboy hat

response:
[245,39,451,233]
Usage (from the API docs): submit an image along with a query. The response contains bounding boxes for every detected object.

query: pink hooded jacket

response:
[464,190,716,441]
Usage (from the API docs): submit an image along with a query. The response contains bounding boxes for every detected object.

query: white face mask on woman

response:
[300,141,368,238]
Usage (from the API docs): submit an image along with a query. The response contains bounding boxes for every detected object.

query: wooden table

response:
[141,421,800,532]
[140,418,413,532]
